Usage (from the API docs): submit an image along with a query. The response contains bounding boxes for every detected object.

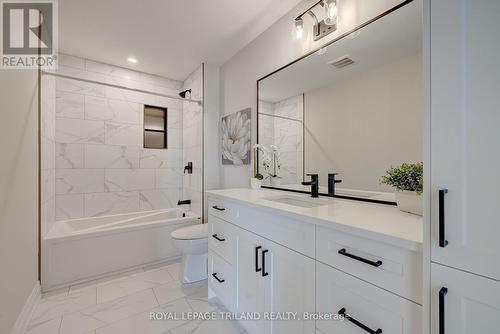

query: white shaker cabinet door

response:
[430,263,500,334]
[236,227,267,334]
[262,239,316,334]
[430,0,500,281]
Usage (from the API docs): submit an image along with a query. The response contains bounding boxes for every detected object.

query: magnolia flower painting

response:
[221,108,251,165]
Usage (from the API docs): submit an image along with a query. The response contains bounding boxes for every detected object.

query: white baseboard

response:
[10,281,41,334]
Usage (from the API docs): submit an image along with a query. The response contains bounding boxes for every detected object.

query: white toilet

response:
[171,223,209,283]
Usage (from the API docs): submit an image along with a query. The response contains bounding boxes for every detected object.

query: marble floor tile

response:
[95,297,192,334]
[165,263,181,280]
[30,287,97,327]
[168,318,246,334]
[26,317,62,334]
[95,266,174,304]
[153,280,207,306]
[58,288,158,334]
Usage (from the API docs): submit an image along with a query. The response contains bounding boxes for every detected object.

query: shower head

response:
[179,89,192,99]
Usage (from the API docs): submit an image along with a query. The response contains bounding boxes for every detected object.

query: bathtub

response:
[42,209,200,291]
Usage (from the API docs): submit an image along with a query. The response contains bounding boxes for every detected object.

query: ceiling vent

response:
[327,55,356,69]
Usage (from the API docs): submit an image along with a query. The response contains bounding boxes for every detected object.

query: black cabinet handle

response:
[338,248,383,267]
[439,189,449,247]
[338,308,382,334]
[212,205,226,211]
[255,246,262,272]
[439,287,448,334]
[262,249,269,277]
[211,273,225,283]
[211,234,225,242]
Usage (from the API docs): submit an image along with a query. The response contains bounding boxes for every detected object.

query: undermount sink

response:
[262,195,329,208]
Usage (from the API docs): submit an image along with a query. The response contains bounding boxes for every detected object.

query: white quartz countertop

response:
[206,188,423,252]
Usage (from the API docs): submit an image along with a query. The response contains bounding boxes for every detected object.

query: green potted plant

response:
[380,162,423,216]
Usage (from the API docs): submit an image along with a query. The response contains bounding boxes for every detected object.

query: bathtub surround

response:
[0,70,40,333]
[40,54,206,226]
[258,94,304,185]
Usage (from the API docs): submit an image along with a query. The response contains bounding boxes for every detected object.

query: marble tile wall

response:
[258,95,303,186]
[50,54,187,221]
[41,74,56,237]
[181,65,204,217]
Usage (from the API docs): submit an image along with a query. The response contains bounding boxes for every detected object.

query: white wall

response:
[305,53,422,191]
[220,0,405,188]
[0,70,39,333]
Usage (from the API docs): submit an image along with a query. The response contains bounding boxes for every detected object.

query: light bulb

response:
[295,18,304,40]
[324,0,337,26]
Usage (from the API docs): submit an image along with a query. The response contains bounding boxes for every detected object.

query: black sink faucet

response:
[302,174,319,198]
[328,173,342,196]
[177,200,191,206]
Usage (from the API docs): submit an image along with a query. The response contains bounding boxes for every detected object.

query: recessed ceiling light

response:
[127,57,138,64]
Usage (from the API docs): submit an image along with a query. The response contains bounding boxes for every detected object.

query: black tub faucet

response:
[184,162,193,174]
[302,174,319,198]
[177,200,191,206]
[328,173,342,195]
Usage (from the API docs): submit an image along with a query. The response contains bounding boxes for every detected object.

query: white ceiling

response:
[59,0,303,81]
[259,0,422,102]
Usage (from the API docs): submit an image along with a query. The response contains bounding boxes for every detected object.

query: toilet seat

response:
[171,224,208,240]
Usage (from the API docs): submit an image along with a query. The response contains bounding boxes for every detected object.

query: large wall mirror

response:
[257,1,422,204]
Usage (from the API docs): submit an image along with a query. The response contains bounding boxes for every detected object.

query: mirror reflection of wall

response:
[305,52,422,192]
[257,1,422,203]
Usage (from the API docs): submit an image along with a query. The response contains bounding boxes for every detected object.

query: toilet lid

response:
[171,224,208,240]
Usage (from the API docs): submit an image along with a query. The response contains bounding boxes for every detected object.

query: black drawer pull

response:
[211,234,225,242]
[212,205,226,211]
[338,248,383,267]
[439,287,448,334]
[338,308,382,334]
[255,246,262,272]
[212,273,225,283]
[262,249,269,277]
[439,189,448,247]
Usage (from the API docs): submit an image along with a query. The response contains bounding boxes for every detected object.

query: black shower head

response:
[179,89,192,99]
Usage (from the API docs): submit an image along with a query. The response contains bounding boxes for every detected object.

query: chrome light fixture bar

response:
[295,0,337,41]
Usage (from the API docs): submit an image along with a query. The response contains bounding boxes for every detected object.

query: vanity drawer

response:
[208,197,238,223]
[208,252,235,311]
[208,215,238,264]
[316,226,422,303]
[317,262,422,334]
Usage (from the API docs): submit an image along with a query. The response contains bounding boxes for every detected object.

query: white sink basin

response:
[263,195,329,208]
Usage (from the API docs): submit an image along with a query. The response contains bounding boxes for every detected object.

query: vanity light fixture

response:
[294,0,338,42]
[324,0,338,26]
[295,18,304,39]
[127,57,138,64]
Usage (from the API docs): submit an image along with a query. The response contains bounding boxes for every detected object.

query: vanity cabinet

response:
[430,0,500,283]
[207,194,422,334]
[430,263,500,334]
[317,262,422,334]
[429,0,500,331]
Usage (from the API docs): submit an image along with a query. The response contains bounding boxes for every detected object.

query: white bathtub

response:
[42,209,200,291]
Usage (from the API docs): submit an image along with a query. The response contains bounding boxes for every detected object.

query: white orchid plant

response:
[260,144,282,179]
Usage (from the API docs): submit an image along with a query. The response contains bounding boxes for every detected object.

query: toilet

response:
[171,223,209,283]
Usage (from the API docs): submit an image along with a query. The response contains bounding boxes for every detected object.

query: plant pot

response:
[250,178,262,189]
[395,190,422,216]
[270,177,281,187]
